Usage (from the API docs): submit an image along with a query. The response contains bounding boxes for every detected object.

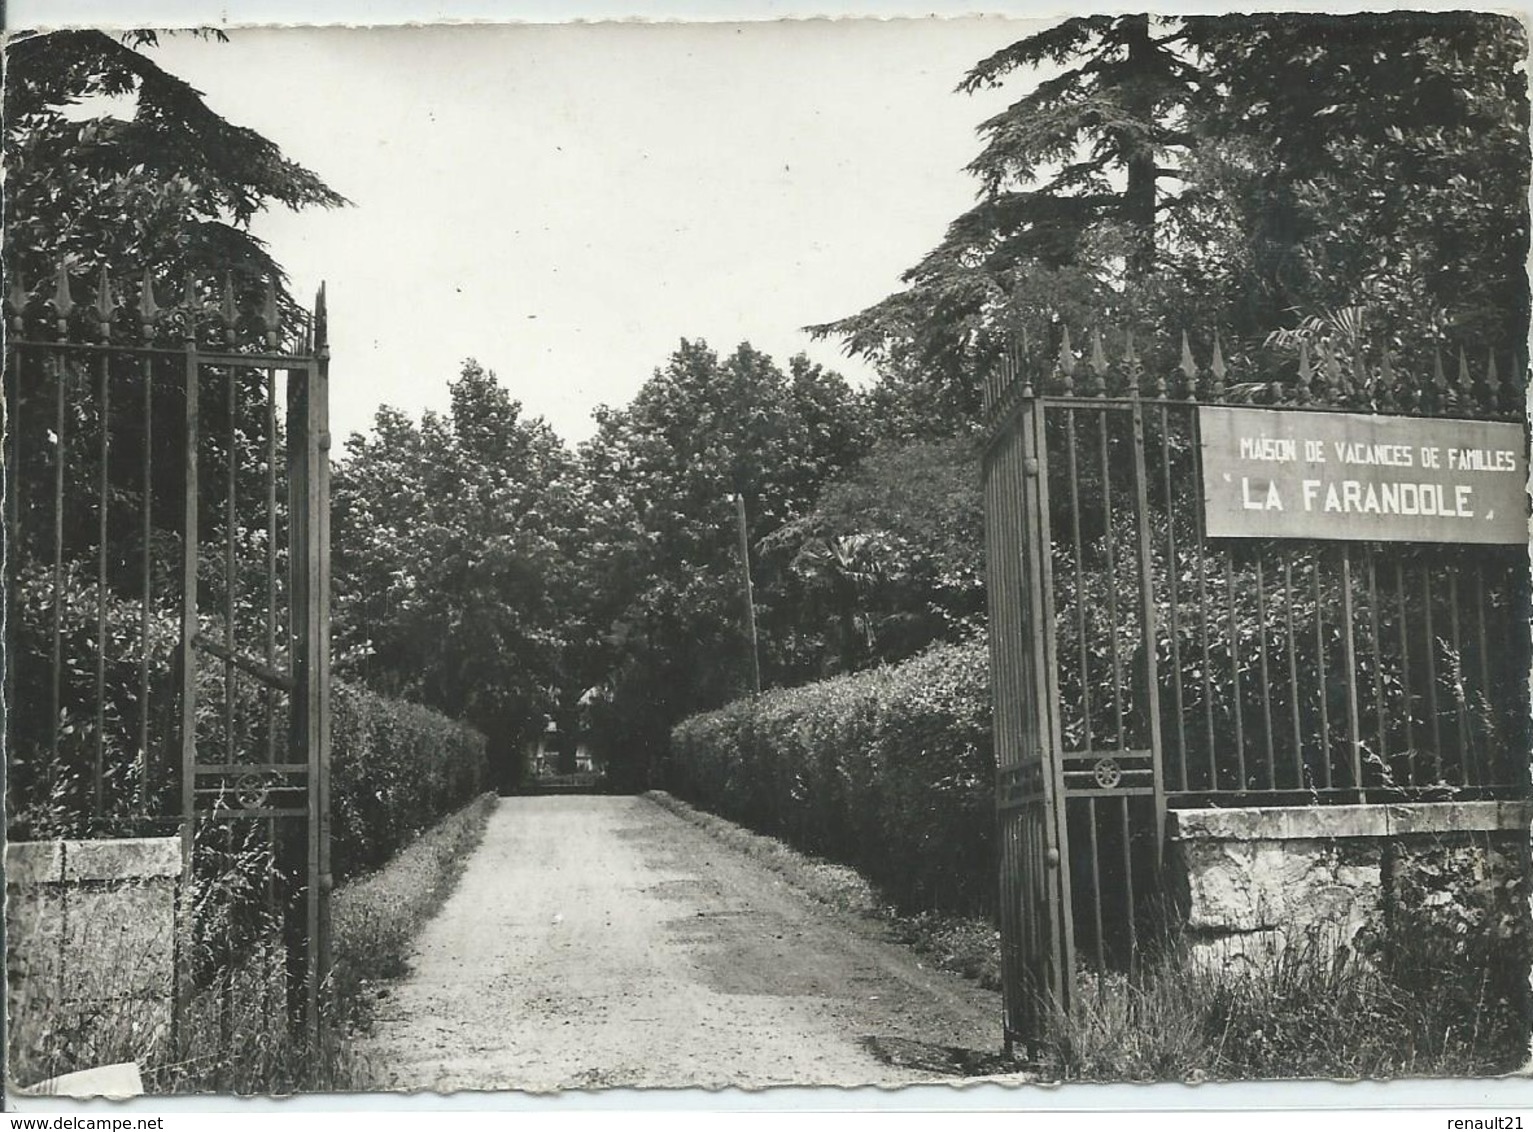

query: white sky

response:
[138,19,1039,446]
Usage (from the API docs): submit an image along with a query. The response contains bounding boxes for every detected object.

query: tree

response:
[4,29,346,315]
[762,437,985,674]
[1182,12,1529,361]
[813,12,1528,408]
[576,341,870,785]
[331,362,580,787]
[811,15,1200,406]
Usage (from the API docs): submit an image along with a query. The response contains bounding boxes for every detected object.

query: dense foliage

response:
[813,12,1529,409]
[573,341,873,786]
[762,437,985,675]
[330,683,488,882]
[4,29,346,316]
[667,638,994,916]
[331,362,580,787]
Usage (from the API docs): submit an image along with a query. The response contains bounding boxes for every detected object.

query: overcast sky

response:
[141,19,1042,445]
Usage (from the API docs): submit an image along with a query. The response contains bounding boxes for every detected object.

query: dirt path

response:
[354,794,1008,1093]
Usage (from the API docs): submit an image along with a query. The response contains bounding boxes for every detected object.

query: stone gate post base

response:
[1166,801,1530,969]
[5,837,180,1085]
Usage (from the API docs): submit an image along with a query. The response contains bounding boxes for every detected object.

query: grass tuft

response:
[9,792,497,1096]
[647,790,1527,1082]
[329,791,497,1029]
[1047,927,1528,1082]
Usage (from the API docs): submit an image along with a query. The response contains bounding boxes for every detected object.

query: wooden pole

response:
[733,492,761,696]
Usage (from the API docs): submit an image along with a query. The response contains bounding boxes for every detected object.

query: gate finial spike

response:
[137,268,160,329]
[261,278,280,348]
[94,266,116,329]
[1057,325,1076,392]
[51,264,75,332]
[1482,350,1499,412]
[1088,327,1109,395]
[1124,329,1149,396]
[1016,333,1034,399]
[1209,329,1227,393]
[1179,330,1198,397]
[1296,339,1312,404]
[1456,346,1472,401]
[1432,347,1448,400]
[314,281,329,354]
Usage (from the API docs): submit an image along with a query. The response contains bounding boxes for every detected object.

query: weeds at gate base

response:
[9,794,497,1094]
[1043,920,1528,1082]
[9,888,356,1095]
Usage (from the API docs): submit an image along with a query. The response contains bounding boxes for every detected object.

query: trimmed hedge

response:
[331,682,488,882]
[667,638,994,916]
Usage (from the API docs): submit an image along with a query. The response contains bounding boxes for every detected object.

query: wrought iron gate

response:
[982,329,1530,1056]
[5,266,333,1051]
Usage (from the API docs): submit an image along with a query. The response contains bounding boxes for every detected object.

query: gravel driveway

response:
[353,794,1008,1093]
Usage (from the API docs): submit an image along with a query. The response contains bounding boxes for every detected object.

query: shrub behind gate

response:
[668,638,994,916]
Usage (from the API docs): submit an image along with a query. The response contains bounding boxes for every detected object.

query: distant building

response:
[525,719,597,778]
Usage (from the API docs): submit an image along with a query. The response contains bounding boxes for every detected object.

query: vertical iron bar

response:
[309,287,333,1049]
[1448,570,1472,785]
[1366,553,1387,791]
[1254,555,1274,790]
[1283,554,1303,789]
[51,351,66,783]
[265,367,280,950]
[1474,559,1491,786]
[1028,398,1075,1026]
[225,367,237,769]
[984,432,1011,1040]
[1161,403,1186,793]
[139,359,153,813]
[1422,568,1443,783]
[95,354,109,815]
[1339,547,1363,801]
[1129,399,1166,856]
[1119,795,1137,973]
[1224,555,1246,789]
[1066,411,1092,751]
[286,359,310,1033]
[997,420,1030,1046]
[177,327,201,1035]
[1312,553,1332,791]
[1396,562,1416,786]
[1195,443,1216,792]
[1098,412,1126,749]
[5,344,19,789]
[266,368,278,765]
[1087,797,1105,976]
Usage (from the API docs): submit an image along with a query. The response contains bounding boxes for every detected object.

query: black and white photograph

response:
[3,2,1532,1110]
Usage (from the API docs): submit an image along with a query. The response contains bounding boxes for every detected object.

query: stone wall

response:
[6,837,180,1085]
[1167,801,1530,970]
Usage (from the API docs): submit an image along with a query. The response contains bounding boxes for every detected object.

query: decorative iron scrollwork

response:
[234,773,270,809]
[1092,757,1123,789]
